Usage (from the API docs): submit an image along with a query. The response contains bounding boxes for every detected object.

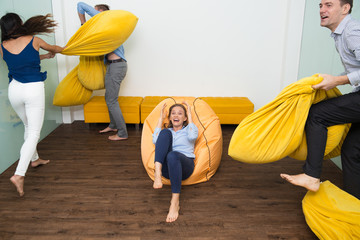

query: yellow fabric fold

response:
[53,66,93,106]
[78,56,106,90]
[303,181,360,240]
[228,74,350,163]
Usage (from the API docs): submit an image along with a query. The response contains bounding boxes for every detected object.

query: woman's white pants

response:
[8,79,45,177]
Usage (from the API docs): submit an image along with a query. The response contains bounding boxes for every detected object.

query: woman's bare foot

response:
[99,127,117,134]
[108,135,128,141]
[31,158,50,168]
[153,174,163,189]
[280,173,320,192]
[166,194,180,223]
[153,162,163,189]
[10,175,25,197]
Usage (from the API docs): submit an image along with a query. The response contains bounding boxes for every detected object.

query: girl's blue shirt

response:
[152,123,198,158]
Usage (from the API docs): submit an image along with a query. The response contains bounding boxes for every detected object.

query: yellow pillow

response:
[228,74,350,164]
[54,10,138,106]
[303,181,360,239]
[61,10,138,56]
[141,97,223,185]
[53,66,93,106]
[78,56,106,90]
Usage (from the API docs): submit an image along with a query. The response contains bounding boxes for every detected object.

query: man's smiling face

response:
[319,0,349,32]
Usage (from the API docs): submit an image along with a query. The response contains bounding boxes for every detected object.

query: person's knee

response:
[166,151,180,165]
[306,105,327,127]
[26,130,40,142]
[341,140,360,164]
[159,128,172,138]
[105,98,118,107]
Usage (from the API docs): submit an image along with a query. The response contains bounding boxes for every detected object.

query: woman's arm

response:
[155,103,167,129]
[35,37,64,54]
[183,101,198,141]
[152,103,167,144]
[40,52,55,60]
[183,101,193,124]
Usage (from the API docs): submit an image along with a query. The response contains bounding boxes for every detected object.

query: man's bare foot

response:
[10,175,25,197]
[31,158,50,168]
[166,200,180,223]
[108,135,128,141]
[280,173,320,192]
[153,174,163,189]
[99,127,117,134]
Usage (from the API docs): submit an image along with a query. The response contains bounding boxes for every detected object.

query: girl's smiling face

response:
[169,106,187,129]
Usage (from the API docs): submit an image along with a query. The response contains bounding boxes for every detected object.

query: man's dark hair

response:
[95,4,110,11]
[340,0,353,14]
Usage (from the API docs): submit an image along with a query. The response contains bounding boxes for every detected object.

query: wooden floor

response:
[0,122,343,240]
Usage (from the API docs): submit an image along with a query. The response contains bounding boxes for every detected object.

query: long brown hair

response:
[0,13,57,42]
[165,104,188,129]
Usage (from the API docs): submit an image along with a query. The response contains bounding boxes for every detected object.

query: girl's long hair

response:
[165,104,189,129]
[0,13,57,42]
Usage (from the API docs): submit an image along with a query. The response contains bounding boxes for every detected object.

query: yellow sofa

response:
[83,96,254,125]
[200,97,254,124]
[140,96,170,123]
[83,96,143,124]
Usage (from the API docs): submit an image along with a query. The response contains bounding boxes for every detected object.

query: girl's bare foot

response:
[280,173,320,192]
[108,135,128,141]
[153,162,163,189]
[153,174,163,189]
[10,175,25,197]
[31,158,50,168]
[99,127,117,134]
[166,195,180,223]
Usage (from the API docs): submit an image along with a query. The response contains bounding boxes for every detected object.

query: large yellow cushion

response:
[141,97,223,185]
[83,96,143,124]
[53,66,93,106]
[228,74,350,164]
[303,181,360,239]
[61,10,138,56]
[200,97,254,124]
[54,10,138,106]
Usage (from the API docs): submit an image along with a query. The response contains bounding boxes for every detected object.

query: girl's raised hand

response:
[160,103,167,121]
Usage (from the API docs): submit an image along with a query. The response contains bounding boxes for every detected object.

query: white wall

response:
[52,0,306,123]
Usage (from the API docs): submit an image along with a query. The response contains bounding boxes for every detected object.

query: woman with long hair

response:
[152,102,198,222]
[0,13,64,197]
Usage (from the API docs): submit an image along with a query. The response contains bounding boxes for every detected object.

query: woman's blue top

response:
[152,123,199,158]
[1,37,47,83]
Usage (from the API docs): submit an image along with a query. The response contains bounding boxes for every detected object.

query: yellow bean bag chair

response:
[141,97,223,185]
[228,74,350,164]
[303,181,360,239]
[53,10,138,106]
[53,66,93,106]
